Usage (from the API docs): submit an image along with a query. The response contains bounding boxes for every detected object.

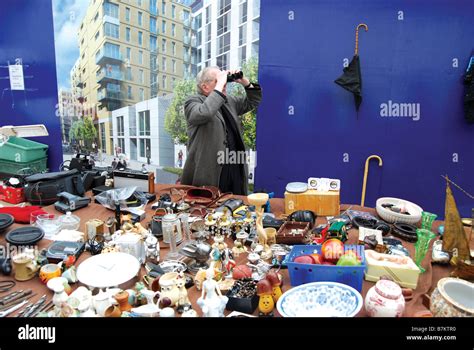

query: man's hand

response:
[215,70,229,93]
[230,69,250,87]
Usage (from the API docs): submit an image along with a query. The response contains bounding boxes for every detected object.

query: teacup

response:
[142,274,160,292]
[39,264,62,284]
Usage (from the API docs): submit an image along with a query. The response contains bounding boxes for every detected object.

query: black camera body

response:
[0,258,12,275]
[227,71,243,82]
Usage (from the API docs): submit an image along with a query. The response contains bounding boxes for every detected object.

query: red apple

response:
[293,255,315,264]
[310,253,323,265]
[321,239,344,264]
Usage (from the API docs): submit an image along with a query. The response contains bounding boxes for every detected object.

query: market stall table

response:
[0,189,468,317]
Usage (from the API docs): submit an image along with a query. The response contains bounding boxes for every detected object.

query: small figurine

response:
[197,268,228,317]
[266,271,283,302]
[175,271,192,313]
[256,278,274,316]
[221,248,236,279]
[209,234,227,273]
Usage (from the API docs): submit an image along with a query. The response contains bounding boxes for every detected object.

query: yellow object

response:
[284,190,340,216]
[271,286,282,303]
[258,294,275,315]
[361,155,383,207]
[364,250,420,289]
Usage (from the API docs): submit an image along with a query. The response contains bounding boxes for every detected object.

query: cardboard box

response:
[284,190,340,216]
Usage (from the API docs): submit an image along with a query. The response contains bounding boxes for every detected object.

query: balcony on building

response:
[183,17,191,28]
[253,0,260,21]
[98,88,122,102]
[97,67,124,84]
[183,35,191,46]
[96,50,122,65]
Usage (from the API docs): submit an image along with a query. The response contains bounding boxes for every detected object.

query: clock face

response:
[76,252,140,288]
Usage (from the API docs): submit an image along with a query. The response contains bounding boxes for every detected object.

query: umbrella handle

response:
[355,23,368,56]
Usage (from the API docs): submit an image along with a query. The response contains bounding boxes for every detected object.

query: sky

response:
[52,0,89,91]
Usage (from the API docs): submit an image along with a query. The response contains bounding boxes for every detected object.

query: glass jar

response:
[162,212,183,245]
[58,212,81,231]
[36,214,61,239]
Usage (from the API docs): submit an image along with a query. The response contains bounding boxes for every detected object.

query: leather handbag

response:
[164,185,231,208]
[24,169,85,206]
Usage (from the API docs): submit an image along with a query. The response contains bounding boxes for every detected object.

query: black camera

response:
[227,71,243,82]
[0,258,12,275]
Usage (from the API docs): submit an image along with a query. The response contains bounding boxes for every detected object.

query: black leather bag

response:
[288,210,317,228]
[24,169,85,206]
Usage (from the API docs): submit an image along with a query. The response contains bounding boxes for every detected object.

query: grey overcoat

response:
[181,84,262,195]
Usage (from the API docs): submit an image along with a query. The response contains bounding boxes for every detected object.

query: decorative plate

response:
[277,282,363,317]
[76,252,140,288]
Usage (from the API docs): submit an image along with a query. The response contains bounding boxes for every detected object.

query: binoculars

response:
[227,71,243,82]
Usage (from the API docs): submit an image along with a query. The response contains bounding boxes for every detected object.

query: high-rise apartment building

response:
[58,89,76,143]
[72,0,189,155]
[190,0,260,73]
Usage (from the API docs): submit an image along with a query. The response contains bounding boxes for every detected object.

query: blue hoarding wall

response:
[255,0,474,217]
[0,0,62,171]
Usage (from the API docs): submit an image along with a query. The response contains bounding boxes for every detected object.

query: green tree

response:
[165,57,259,149]
[68,116,97,150]
[165,79,196,144]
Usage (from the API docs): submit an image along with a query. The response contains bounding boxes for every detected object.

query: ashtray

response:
[276,221,310,244]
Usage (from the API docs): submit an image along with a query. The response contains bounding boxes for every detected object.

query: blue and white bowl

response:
[276,282,363,317]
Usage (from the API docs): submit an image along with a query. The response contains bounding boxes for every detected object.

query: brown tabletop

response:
[0,187,470,317]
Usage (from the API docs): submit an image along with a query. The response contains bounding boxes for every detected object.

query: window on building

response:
[150,0,157,15]
[104,42,120,59]
[217,13,230,36]
[104,22,119,39]
[172,4,176,18]
[161,38,166,53]
[196,31,202,47]
[206,23,211,42]
[139,69,144,83]
[138,0,142,6]
[216,52,229,70]
[126,27,131,42]
[103,2,119,18]
[94,12,99,22]
[206,42,211,60]
[172,59,176,73]
[139,138,150,158]
[239,23,247,46]
[172,41,176,55]
[162,75,167,89]
[162,20,166,34]
[205,6,211,24]
[150,17,157,34]
[126,47,131,60]
[138,11,143,26]
[138,31,143,46]
[195,13,202,29]
[151,73,157,85]
[171,23,176,37]
[150,35,157,52]
[218,0,231,15]
[139,88,145,101]
[239,46,246,64]
[117,116,124,136]
[100,124,106,152]
[240,1,247,24]
[162,57,166,71]
[172,77,176,88]
[125,7,130,22]
[217,32,230,55]
[138,50,143,64]
[127,85,132,99]
[162,1,166,15]
[139,110,150,136]
[118,138,125,154]
[127,66,132,80]
[95,31,99,40]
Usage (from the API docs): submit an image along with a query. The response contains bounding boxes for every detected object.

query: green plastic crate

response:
[0,136,48,163]
[0,157,48,176]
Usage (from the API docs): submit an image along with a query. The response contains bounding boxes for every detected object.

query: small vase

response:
[104,304,122,318]
[414,229,436,273]
[114,291,132,312]
[421,211,437,231]
[365,280,405,317]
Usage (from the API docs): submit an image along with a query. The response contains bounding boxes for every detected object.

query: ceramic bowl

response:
[430,278,474,317]
[247,193,269,207]
[276,282,363,317]
[376,197,423,225]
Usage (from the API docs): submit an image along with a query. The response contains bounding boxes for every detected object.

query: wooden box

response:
[284,190,340,216]
[276,221,310,245]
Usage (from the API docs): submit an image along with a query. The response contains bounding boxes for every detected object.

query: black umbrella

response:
[335,23,368,114]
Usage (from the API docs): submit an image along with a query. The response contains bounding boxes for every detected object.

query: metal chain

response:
[442,175,474,200]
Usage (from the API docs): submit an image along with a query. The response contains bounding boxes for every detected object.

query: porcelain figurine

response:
[92,289,114,317]
[266,271,283,302]
[53,284,69,308]
[197,268,228,317]
[365,280,405,317]
[430,277,474,317]
[431,240,450,264]
[257,279,274,316]
[159,272,180,306]
[175,271,191,313]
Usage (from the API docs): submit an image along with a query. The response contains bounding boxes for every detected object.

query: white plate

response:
[285,182,308,193]
[76,252,141,288]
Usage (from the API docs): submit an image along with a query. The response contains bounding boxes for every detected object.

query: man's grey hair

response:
[196,66,220,94]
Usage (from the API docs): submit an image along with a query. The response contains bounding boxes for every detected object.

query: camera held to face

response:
[227,71,243,83]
